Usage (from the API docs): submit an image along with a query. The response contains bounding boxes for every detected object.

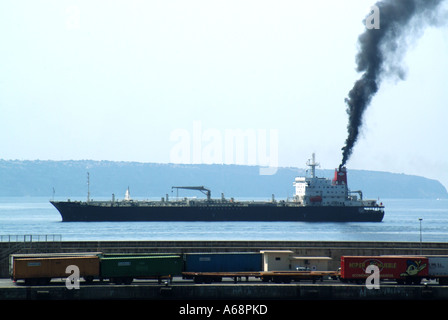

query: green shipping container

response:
[100,255,183,284]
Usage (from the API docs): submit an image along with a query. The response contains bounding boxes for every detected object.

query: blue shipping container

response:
[185,253,262,272]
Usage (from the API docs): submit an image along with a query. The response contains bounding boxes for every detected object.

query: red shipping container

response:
[340,256,428,281]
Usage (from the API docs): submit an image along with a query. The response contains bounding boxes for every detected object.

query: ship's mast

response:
[306,153,319,178]
[87,172,90,202]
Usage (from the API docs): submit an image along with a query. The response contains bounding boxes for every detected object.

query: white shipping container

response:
[428,257,448,276]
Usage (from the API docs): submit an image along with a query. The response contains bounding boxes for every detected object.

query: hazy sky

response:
[1,0,448,189]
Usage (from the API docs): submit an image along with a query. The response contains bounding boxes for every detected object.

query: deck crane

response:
[171,186,211,201]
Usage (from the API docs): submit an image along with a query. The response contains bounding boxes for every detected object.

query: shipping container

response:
[13,256,100,285]
[428,256,448,276]
[427,256,448,284]
[99,255,183,284]
[184,253,262,273]
[340,256,429,284]
[100,253,177,258]
[9,252,103,277]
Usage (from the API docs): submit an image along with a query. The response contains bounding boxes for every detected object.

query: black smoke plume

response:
[340,0,446,169]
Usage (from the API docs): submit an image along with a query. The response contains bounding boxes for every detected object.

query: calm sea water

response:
[0,197,447,242]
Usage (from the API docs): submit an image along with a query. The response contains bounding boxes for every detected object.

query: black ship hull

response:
[51,201,384,222]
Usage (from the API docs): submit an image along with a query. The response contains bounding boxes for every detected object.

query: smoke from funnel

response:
[340,0,446,168]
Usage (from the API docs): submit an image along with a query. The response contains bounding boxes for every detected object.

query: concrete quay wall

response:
[1,240,448,277]
[1,283,447,301]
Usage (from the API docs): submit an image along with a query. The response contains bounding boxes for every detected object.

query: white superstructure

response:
[293,154,379,207]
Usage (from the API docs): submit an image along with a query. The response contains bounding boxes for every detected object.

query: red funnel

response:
[333,167,348,185]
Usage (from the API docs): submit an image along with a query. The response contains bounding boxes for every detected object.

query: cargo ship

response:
[50,154,385,222]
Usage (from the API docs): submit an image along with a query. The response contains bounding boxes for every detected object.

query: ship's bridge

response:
[293,154,348,206]
[293,154,382,208]
[293,175,348,205]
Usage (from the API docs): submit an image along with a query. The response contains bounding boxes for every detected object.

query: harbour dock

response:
[1,240,448,301]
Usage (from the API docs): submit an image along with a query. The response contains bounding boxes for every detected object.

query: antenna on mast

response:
[306,153,319,178]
